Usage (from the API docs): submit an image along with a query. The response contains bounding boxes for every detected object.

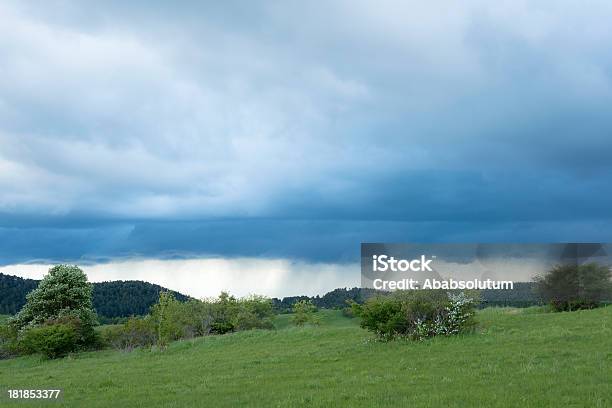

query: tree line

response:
[2,272,546,319]
[271,283,543,312]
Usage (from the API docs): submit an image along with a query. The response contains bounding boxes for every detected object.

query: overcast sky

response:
[1,1,612,296]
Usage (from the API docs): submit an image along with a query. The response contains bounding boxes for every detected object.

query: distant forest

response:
[271,282,542,312]
[1,273,541,319]
[0,273,190,320]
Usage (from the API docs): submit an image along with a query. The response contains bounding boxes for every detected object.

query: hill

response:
[0,274,37,315]
[0,273,190,319]
[0,306,609,407]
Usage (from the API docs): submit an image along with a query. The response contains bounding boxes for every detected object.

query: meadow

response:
[0,307,610,407]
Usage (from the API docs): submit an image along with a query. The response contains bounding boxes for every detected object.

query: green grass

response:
[0,315,9,324]
[1,307,610,407]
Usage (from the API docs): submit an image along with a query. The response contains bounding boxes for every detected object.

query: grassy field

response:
[0,307,610,407]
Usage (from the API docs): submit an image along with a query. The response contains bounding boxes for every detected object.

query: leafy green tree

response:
[150,291,182,348]
[535,263,612,311]
[209,291,238,334]
[291,300,318,326]
[10,265,98,347]
[233,295,274,330]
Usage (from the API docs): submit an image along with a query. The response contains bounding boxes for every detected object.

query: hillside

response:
[0,273,190,318]
[0,307,609,407]
[0,274,37,315]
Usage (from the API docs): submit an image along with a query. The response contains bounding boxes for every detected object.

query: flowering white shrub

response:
[412,292,476,340]
[355,289,478,341]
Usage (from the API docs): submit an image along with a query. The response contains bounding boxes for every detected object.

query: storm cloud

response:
[1,0,612,267]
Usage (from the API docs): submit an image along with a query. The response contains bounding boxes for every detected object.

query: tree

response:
[209,291,238,334]
[534,263,612,311]
[233,295,274,331]
[291,300,318,326]
[150,291,181,348]
[9,265,98,348]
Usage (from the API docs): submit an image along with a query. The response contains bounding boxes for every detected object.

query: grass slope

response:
[1,307,610,407]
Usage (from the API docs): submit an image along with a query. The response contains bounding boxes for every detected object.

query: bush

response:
[0,324,19,359]
[412,292,478,340]
[535,263,612,312]
[3,317,98,360]
[185,293,274,334]
[341,305,356,318]
[234,295,275,331]
[46,315,98,349]
[100,317,156,351]
[148,292,275,339]
[103,292,276,351]
[171,300,215,338]
[354,290,478,341]
[18,324,78,359]
[208,292,237,334]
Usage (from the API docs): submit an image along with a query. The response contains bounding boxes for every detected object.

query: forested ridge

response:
[0,274,38,316]
[0,273,190,318]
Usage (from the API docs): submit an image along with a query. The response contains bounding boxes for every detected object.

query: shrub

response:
[352,294,406,340]
[104,292,276,351]
[233,295,275,330]
[411,292,478,340]
[100,317,156,351]
[341,305,356,318]
[172,300,215,338]
[291,300,319,326]
[0,324,19,359]
[45,315,98,349]
[210,321,235,334]
[355,290,478,341]
[18,324,78,359]
[208,292,237,334]
[534,263,612,311]
[181,292,274,334]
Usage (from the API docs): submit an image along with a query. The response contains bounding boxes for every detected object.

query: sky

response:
[1,1,612,297]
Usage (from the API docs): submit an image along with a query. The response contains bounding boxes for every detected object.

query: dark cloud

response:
[2,218,612,266]
[1,1,612,265]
